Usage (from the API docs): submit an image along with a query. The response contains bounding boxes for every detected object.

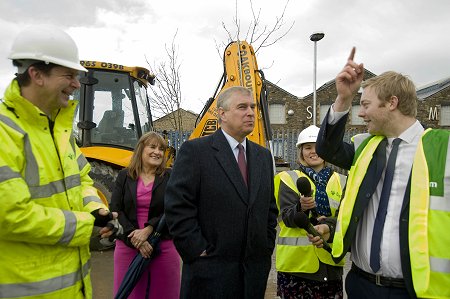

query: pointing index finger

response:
[348,47,356,62]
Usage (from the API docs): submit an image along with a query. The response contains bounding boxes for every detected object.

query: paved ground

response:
[91,249,350,299]
[90,250,114,299]
[90,249,278,299]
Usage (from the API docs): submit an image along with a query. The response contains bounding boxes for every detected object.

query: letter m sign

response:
[429,106,438,120]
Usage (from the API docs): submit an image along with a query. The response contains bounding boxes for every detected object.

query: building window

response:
[440,105,450,126]
[351,105,364,125]
[319,104,331,124]
[269,104,286,124]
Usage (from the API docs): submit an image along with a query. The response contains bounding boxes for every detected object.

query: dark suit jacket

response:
[316,109,416,298]
[165,129,278,299]
[110,168,171,247]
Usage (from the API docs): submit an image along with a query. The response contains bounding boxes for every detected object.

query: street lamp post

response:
[310,32,325,126]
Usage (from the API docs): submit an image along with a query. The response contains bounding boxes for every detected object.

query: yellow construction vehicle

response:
[73,61,174,206]
[73,61,176,250]
[190,41,279,163]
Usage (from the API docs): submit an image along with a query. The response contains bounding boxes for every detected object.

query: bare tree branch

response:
[220,0,294,53]
[252,0,293,52]
[146,30,185,133]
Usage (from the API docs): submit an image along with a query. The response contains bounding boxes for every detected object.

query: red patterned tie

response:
[237,144,248,186]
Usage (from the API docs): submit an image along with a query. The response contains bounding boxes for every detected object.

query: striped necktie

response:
[237,144,248,186]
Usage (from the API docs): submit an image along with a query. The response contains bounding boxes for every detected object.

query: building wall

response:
[266,71,375,133]
[154,76,450,136]
[418,85,450,129]
[267,73,450,134]
[153,109,198,131]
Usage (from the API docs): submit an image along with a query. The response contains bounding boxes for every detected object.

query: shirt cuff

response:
[328,104,350,125]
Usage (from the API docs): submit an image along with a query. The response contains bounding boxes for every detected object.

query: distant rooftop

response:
[417,77,450,100]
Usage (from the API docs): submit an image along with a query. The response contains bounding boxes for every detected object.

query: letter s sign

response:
[306,106,313,120]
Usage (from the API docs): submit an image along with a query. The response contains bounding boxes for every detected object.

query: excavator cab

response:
[74,62,153,151]
[73,61,156,207]
[72,61,174,250]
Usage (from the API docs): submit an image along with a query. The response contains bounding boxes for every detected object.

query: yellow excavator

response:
[77,42,277,209]
[189,40,277,161]
[74,61,174,208]
[73,61,175,250]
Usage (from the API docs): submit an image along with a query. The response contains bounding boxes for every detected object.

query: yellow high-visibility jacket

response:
[274,170,345,274]
[0,80,107,299]
[333,130,450,298]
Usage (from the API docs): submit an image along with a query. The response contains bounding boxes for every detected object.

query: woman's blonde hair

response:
[127,132,167,179]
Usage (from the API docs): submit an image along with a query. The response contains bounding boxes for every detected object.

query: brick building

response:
[266,71,450,133]
[416,77,450,129]
[153,108,198,131]
[266,70,377,134]
[153,73,450,136]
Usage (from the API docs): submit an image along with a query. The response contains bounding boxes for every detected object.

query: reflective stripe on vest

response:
[0,259,90,298]
[0,166,21,183]
[58,210,78,245]
[410,129,450,298]
[332,135,384,259]
[0,114,39,186]
[334,130,450,298]
[278,235,311,246]
[0,114,83,199]
[83,195,103,206]
[275,170,344,273]
[29,174,81,199]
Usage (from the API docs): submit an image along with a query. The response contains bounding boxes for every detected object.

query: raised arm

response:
[334,47,364,112]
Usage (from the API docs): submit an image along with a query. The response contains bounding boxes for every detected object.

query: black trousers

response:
[346,268,411,299]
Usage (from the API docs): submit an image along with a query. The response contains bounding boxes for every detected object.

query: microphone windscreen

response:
[296,177,312,196]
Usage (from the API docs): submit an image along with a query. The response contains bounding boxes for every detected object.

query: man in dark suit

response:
[165,86,278,299]
[310,48,450,298]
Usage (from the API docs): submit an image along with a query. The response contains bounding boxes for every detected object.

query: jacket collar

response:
[211,129,263,206]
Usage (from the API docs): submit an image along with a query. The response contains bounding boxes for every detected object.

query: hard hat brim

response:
[9,53,87,72]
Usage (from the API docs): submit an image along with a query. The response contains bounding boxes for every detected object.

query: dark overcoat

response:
[165,129,278,299]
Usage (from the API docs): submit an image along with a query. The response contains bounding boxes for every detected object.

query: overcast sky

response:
[1,0,450,115]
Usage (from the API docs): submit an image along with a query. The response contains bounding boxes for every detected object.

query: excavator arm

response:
[189,41,272,150]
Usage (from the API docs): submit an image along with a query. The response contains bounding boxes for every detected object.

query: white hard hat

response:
[296,125,320,147]
[8,25,87,73]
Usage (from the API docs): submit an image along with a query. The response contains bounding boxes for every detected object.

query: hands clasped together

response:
[128,226,154,258]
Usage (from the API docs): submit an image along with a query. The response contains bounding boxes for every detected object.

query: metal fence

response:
[157,128,365,171]
[158,129,301,169]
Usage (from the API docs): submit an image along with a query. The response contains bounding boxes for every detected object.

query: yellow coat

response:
[274,170,345,273]
[0,80,107,298]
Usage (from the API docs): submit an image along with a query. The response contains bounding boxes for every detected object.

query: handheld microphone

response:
[296,177,319,223]
[296,177,312,197]
[293,211,332,253]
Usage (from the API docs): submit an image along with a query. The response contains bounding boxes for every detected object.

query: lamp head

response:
[310,32,325,42]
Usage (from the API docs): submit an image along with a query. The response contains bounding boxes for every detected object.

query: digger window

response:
[133,80,152,133]
[90,71,139,148]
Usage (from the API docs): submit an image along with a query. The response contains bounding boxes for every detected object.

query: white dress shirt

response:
[221,130,247,162]
[328,106,424,278]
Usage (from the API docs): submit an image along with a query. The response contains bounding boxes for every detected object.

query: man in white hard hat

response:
[0,25,117,299]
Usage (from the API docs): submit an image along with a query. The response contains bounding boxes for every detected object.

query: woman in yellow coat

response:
[274,125,345,299]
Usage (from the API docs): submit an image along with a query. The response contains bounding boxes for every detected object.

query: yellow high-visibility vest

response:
[275,170,345,273]
[333,130,450,298]
[0,80,107,298]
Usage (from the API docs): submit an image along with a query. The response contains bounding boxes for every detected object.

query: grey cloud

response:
[0,0,155,27]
